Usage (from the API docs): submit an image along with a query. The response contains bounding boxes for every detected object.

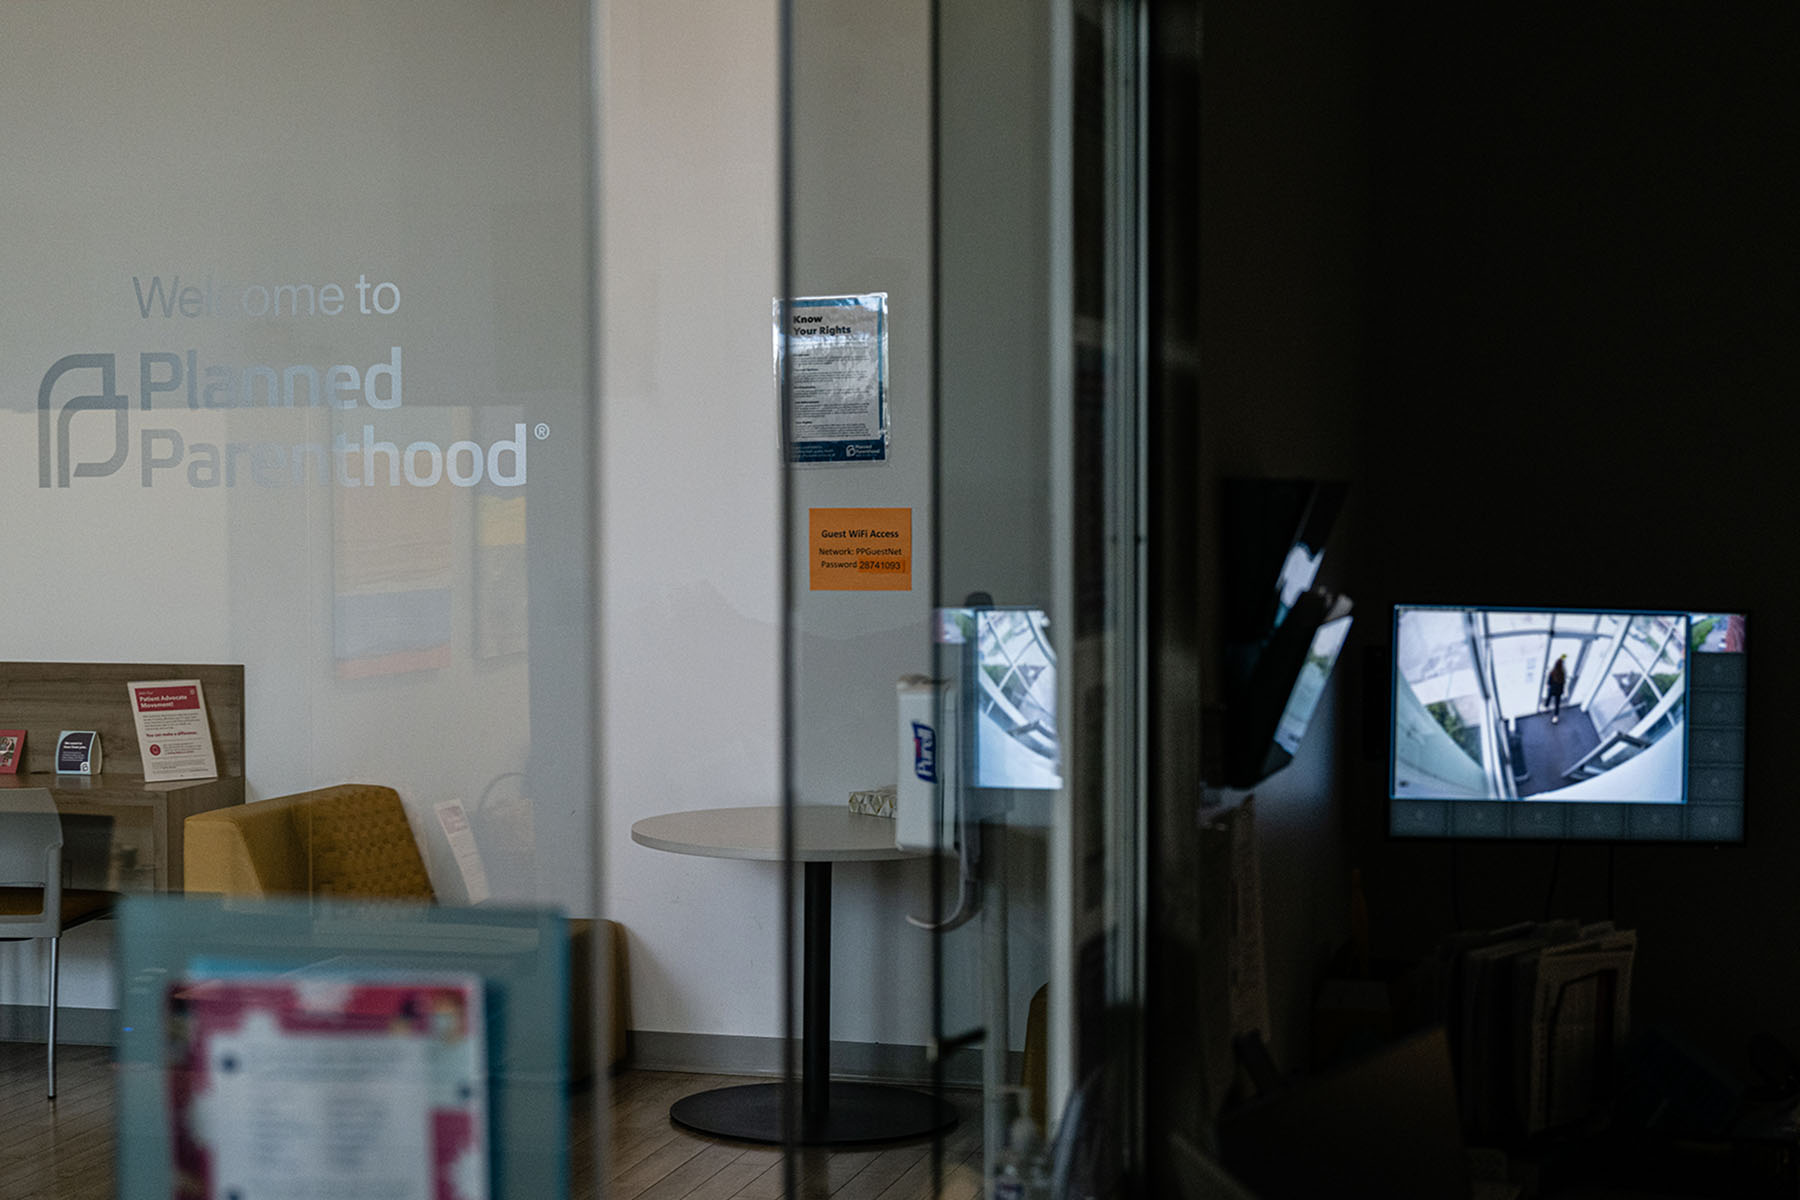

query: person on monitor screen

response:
[1545,654,1568,723]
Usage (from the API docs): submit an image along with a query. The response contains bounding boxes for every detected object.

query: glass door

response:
[925,0,1145,1194]
[777,1,954,1187]
[778,0,1147,1194]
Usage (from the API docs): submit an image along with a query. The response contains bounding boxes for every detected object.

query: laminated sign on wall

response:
[776,293,889,464]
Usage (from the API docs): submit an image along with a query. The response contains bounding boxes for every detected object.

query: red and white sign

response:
[127,679,219,782]
[167,974,488,1200]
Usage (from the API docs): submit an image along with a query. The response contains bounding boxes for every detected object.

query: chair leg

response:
[47,935,59,1100]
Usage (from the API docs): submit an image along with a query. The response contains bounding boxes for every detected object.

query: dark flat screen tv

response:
[1388,605,1746,843]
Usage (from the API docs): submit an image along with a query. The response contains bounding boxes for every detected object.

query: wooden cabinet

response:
[0,662,245,893]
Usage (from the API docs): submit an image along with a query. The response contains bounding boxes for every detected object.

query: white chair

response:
[0,792,118,1098]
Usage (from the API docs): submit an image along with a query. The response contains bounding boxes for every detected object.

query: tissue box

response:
[848,785,897,818]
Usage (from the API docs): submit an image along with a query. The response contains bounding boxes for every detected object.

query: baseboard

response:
[628,1030,1004,1088]
[0,1004,115,1047]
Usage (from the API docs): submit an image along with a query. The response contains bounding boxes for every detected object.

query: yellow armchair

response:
[184,783,627,1075]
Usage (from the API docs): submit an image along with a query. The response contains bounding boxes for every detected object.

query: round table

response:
[630,805,957,1145]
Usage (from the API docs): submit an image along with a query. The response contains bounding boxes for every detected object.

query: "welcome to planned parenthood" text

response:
[35,270,542,491]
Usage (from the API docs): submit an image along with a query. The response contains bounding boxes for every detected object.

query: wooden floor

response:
[0,1043,985,1200]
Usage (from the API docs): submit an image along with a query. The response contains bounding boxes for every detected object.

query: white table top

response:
[630,805,916,863]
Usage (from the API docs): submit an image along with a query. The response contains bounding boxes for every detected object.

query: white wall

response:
[788,0,943,1046]
[597,0,789,1040]
[601,0,1013,1052]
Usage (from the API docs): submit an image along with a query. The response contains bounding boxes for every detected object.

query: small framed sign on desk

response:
[55,730,101,775]
[126,679,218,782]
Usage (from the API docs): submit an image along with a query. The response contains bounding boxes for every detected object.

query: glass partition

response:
[2,0,594,901]
[3,1,599,1193]
[776,0,949,1172]
[0,0,1164,1192]
[778,0,1146,1192]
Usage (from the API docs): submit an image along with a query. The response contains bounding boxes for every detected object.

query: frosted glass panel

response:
[0,0,594,911]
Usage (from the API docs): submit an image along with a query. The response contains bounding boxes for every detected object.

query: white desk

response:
[631,805,956,1145]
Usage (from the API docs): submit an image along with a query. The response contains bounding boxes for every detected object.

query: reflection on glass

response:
[1275,543,1323,614]
[1272,615,1352,754]
[974,610,1061,790]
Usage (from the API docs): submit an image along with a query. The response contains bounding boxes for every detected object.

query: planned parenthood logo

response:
[37,354,128,488]
[37,349,533,490]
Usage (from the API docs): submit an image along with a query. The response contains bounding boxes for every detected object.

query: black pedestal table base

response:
[630,813,957,1148]
[672,861,957,1146]
[670,1080,957,1145]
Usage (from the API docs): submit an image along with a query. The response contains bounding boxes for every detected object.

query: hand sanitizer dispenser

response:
[896,675,957,851]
